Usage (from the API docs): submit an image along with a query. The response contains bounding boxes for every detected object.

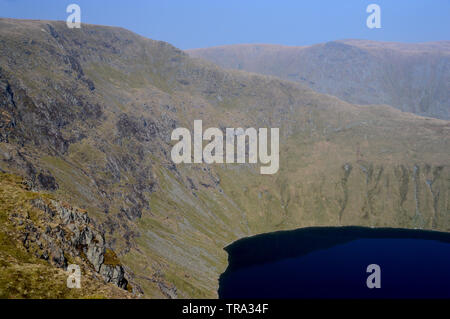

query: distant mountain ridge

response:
[187,40,450,120]
[0,19,449,298]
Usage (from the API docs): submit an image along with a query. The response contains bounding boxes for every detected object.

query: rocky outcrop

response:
[99,264,128,289]
[16,197,129,290]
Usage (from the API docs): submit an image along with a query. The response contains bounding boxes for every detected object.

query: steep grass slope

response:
[0,19,449,298]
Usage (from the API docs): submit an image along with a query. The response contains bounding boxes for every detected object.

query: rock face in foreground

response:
[0,173,132,297]
[30,198,128,289]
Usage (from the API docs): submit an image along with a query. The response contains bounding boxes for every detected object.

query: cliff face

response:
[0,19,449,298]
[187,40,450,120]
[27,197,129,289]
[0,173,133,298]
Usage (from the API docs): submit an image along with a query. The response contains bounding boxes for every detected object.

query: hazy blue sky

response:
[1,0,449,49]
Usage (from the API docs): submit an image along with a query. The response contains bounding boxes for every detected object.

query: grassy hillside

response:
[0,18,448,298]
[187,40,450,120]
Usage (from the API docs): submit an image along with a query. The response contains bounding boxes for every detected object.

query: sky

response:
[0,0,449,49]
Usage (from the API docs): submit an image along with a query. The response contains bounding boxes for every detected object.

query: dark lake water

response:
[219,227,450,298]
